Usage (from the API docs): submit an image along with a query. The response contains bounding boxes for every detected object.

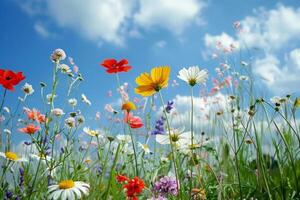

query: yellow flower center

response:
[39,153,46,159]
[121,101,136,112]
[59,180,75,189]
[170,134,180,142]
[5,152,19,161]
[188,78,197,86]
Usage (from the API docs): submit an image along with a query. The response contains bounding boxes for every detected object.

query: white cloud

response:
[46,0,134,45]
[204,32,239,53]
[34,22,51,38]
[238,5,300,51]
[203,4,300,94]
[134,0,205,34]
[254,49,300,94]
[169,93,229,130]
[153,40,167,48]
[18,0,206,45]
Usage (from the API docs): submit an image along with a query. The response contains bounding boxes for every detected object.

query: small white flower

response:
[0,151,27,162]
[30,153,51,162]
[51,48,66,62]
[65,117,76,128]
[3,107,10,114]
[47,180,90,200]
[116,134,131,143]
[81,94,91,106]
[3,129,11,135]
[22,83,34,95]
[241,61,249,66]
[83,127,100,137]
[68,98,77,107]
[239,75,249,81]
[270,96,287,104]
[177,66,208,86]
[47,94,57,104]
[59,64,72,74]
[138,142,151,154]
[51,108,65,117]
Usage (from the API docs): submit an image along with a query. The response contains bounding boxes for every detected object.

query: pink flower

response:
[73,66,79,73]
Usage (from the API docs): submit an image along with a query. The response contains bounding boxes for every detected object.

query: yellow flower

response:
[0,151,27,162]
[135,66,170,96]
[294,98,300,108]
[121,101,136,112]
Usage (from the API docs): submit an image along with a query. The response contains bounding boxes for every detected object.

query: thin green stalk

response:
[158,91,182,200]
[0,89,7,113]
[189,86,194,196]
[104,144,121,200]
[127,124,139,176]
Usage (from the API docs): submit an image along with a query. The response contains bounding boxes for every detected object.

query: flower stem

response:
[128,124,139,176]
[158,91,182,200]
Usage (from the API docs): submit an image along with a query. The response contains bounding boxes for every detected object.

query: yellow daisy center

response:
[5,151,19,161]
[188,78,197,86]
[59,180,75,189]
[170,134,180,142]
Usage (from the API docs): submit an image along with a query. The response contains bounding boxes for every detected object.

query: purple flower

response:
[148,196,168,200]
[5,190,13,200]
[151,117,165,135]
[153,176,178,197]
[165,101,174,113]
[19,168,25,189]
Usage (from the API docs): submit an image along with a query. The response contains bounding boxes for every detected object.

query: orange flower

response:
[25,108,46,123]
[19,124,40,135]
[121,101,136,112]
[135,66,170,96]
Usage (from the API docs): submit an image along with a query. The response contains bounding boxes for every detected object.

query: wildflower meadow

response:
[1,1,300,200]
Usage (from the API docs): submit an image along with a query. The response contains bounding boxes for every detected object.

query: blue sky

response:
[1,0,300,143]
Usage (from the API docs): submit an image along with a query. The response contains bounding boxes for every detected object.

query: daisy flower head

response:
[81,94,91,106]
[51,48,66,63]
[22,83,34,95]
[68,98,77,107]
[135,66,170,97]
[156,128,191,147]
[59,64,71,74]
[51,108,65,117]
[48,180,90,200]
[0,151,27,162]
[138,142,151,154]
[83,127,100,137]
[47,94,57,104]
[177,66,208,87]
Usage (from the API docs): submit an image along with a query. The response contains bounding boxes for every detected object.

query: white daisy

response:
[59,64,72,74]
[30,153,52,162]
[81,94,91,106]
[68,98,77,107]
[51,108,65,117]
[177,66,208,86]
[116,134,131,144]
[47,94,57,104]
[22,83,34,95]
[0,151,27,162]
[51,48,66,62]
[83,127,100,137]
[47,180,90,200]
[156,128,191,148]
[138,142,151,154]
[65,117,76,128]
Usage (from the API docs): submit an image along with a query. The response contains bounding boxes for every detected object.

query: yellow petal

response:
[135,73,153,86]
[135,85,156,97]
[151,66,170,85]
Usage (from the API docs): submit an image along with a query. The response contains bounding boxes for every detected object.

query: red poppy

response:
[117,175,145,200]
[117,174,129,183]
[100,59,132,74]
[123,177,145,200]
[18,124,40,135]
[124,112,143,129]
[0,69,25,91]
[24,108,46,123]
